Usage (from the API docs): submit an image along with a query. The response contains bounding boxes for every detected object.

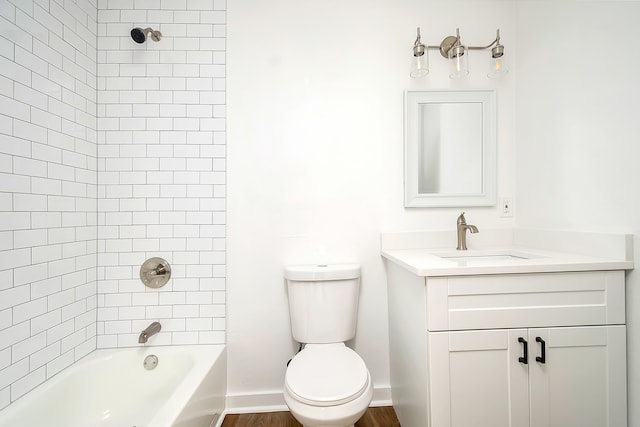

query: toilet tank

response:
[284,264,361,344]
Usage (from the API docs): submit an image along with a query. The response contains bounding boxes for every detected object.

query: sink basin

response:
[442,254,527,262]
[433,251,539,266]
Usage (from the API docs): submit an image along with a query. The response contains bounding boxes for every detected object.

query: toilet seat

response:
[285,344,370,407]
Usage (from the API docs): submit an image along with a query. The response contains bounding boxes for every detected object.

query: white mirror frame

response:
[404,90,497,208]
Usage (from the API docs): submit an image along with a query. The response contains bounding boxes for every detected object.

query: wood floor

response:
[221,406,401,427]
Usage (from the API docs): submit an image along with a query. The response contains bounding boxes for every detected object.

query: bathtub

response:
[0,345,226,427]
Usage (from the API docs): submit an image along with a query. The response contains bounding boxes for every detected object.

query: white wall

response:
[227,0,517,407]
[96,0,227,348]
[515,1,640,425]
[0,0,98,409]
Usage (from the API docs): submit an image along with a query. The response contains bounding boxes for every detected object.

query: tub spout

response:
[139,321,162,344]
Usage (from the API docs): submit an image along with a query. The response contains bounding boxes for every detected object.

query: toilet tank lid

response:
[284,264,360,281]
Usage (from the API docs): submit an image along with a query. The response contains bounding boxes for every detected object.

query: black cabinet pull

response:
[535,337,546,364]
[518,337,528,364]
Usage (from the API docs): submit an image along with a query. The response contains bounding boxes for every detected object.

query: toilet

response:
[283,264,373,427]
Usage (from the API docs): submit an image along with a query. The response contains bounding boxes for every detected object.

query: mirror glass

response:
[405,90,496,207]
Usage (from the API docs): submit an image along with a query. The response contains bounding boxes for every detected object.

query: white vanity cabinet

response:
[385,263,628,427]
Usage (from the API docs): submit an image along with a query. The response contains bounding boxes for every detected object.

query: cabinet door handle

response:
[535,337,546,364]
[518,337,528,364]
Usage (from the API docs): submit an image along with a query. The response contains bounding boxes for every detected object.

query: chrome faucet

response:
[456,212,479,250]
[138,321,162,344]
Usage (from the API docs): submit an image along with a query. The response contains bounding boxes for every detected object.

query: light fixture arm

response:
[425,28,504,58]
[413,27,426,57]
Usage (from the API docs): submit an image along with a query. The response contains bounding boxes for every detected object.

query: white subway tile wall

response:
[0,0,99,409]
[95,0,226,349]
[0,0,226,411]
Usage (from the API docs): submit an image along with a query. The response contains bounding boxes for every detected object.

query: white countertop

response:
[381,228,634,277]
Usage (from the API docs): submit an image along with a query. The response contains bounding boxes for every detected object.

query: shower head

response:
[130,27,162,44]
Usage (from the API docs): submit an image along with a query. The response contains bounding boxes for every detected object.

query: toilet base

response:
[303,424,354,427]
[283,378,373,427]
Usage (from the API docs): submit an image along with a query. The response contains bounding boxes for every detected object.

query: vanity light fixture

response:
[410,27,508,79]
[410,28,429,78]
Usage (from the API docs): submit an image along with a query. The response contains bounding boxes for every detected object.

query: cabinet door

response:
[528,326,627,427]
[429,329,530,427]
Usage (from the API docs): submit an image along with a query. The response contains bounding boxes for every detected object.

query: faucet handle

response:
[457,212,467,225]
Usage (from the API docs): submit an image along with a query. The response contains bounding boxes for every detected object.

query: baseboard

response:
[224,386,392,414]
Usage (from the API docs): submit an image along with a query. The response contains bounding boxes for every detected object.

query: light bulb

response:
[448,45,468,79]
[488,54,508,78]
[411,53,429,78]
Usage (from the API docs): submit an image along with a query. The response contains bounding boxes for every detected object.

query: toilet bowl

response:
[284,264,373,427]
[284,344,373,427]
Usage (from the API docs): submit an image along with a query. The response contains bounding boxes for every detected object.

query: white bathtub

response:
[0,345,226,427]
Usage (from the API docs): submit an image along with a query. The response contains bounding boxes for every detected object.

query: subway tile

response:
[173,118,200,131]
[0,17,33,58]
[131,185,160,198]
[74,309,96,331]
[47,196,76,212]
[186,104,211,118]
[13,229,47,248]
[185,317,211,331]
[31,275,63,300]
[172,331,197,345]
[146,305,172,319]
[173,304,198,318]
[31,212,62,228]
[159,211,185,224]
[158,50,186,64]
[0,37,12,64]
[0,114,10,137]
[0,285,30,311]
[161,0,186,9]
[174,91,200,105]
[132,292,159,306]
[199,91,226,105]
[47,228,75,246]
[103,319,130,334]
[176,198,201,212]
[104,292,131,307]
[158,291,185,305]
[0,321,30,352]
[96,334,117,348]
[13,157,47,179]
[60,329,86,354]
[0,173,30,193]
[132,238,159,252]
[30,342,61,371]
[131,76,159,91]
[46,319,75,347]
[0,0,15,22]
[118,225,146,238]
[0,357,29,390]
[12,332,47,363]
[159,158,185,171]
[0,94,30,122]
[30,177,61,196]
[157,105,184,120]
[48,257,76,277]
[0,230,12,251]
[145,90,172,104]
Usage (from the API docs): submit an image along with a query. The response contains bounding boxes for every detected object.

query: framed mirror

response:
[404,90,496,207]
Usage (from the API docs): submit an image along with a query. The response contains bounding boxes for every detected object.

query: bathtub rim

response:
[0,344,226,427]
